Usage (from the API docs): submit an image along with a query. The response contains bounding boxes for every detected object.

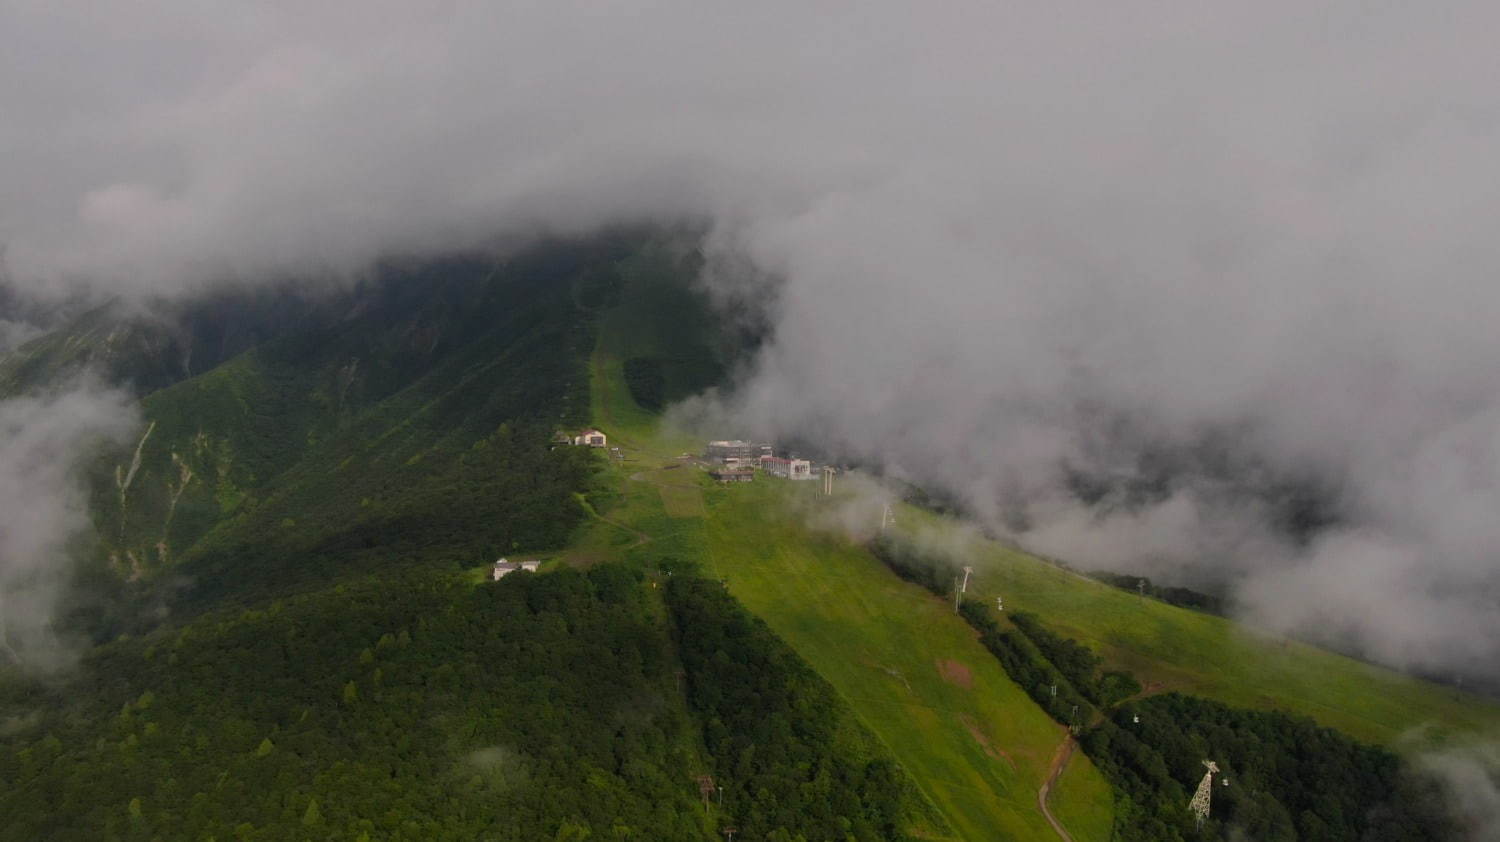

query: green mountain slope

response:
[1,563,925,841]
[569,249,1500,841]
[2,236,933,841]
[567,257,1118,841]
[5,227,1496,840]
[895,520,1500,750]
[0,286,319,399]
[23,239,655,634]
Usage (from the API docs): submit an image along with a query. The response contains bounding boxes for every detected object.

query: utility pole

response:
[723,827,738,842]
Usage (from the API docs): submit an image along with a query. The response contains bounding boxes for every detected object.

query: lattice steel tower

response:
[1189,760,1219,828]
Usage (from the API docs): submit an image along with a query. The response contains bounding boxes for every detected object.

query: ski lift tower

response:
[1189,760,1219,828]
[954,565,974,612]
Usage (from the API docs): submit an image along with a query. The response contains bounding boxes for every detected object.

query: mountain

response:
[1,230,1496,840]
[0,232,935,841]
[39,239,646,634]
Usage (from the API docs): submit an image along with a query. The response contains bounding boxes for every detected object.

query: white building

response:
[492,558,542,580]
[573,429,607,447]
[760,456,814,480]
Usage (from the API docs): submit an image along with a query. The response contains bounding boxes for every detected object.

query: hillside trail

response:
[1037,729,1078,842]
[573,492,652,550]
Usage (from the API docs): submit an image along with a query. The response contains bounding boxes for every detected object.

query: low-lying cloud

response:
[1411,738,1500,838]
[4,3,1500,684]
[0,384,137,669]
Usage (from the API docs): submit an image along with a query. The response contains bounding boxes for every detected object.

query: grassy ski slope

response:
[575,249,1116,841]
[895,509,1500,749]
[577,242,1500,839]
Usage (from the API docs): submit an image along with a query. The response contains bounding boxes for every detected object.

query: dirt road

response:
[1037,730,1078,842]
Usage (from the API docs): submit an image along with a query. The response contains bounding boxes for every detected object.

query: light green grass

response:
[896,507,1500,750]
[577,249,1119,840]
[567,457,1122,838]
[575,457,1117,840]
[1048,740,1116,842]
[656,479,706,518]
[700,479,1114,841]
[579,237,1500,838]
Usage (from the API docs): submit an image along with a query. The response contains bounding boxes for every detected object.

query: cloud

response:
[4,2,1500,682]
[1415,741,1500,840]
[0,320,42,354]
[0,384,138,669]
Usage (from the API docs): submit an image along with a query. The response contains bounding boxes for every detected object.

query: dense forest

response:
[0,565,924,841]
[1085,572,1226,616]
[0,233,937,841]
[1083,695,1452,841]
[869,536,1454,841]
[623,357,668,411]
[40,238,648,642]
[666,577,923,842]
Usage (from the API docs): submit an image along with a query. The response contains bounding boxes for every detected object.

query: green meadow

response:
[575,250,1117,840]
[573,241,1500,840]
[895,509,1500,750]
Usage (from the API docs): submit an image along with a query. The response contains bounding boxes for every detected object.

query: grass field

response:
[656,478,707,518]
[1048,742,1115,842]
[568,456,1119,841]
[573,245,1500,839]
[699,478,1117,841]
[891,509,1500,750]
[572,252,1118,841]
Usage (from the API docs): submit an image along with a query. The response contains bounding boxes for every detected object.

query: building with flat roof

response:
[760,455,814,480]
[709,468,755,483]
[706,440,772,463]
[492,558,542,580]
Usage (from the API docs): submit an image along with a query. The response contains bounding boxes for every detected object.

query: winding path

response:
[1037,731,1078,842]
[573,492,652,549]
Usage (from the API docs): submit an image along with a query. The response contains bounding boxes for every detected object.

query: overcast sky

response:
[6,2,1500,684]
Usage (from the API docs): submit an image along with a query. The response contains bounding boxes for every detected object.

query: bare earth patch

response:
[937,658,973,689]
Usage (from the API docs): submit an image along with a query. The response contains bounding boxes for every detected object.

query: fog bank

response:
[5,3,1500,681]
[0,385,137,669]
